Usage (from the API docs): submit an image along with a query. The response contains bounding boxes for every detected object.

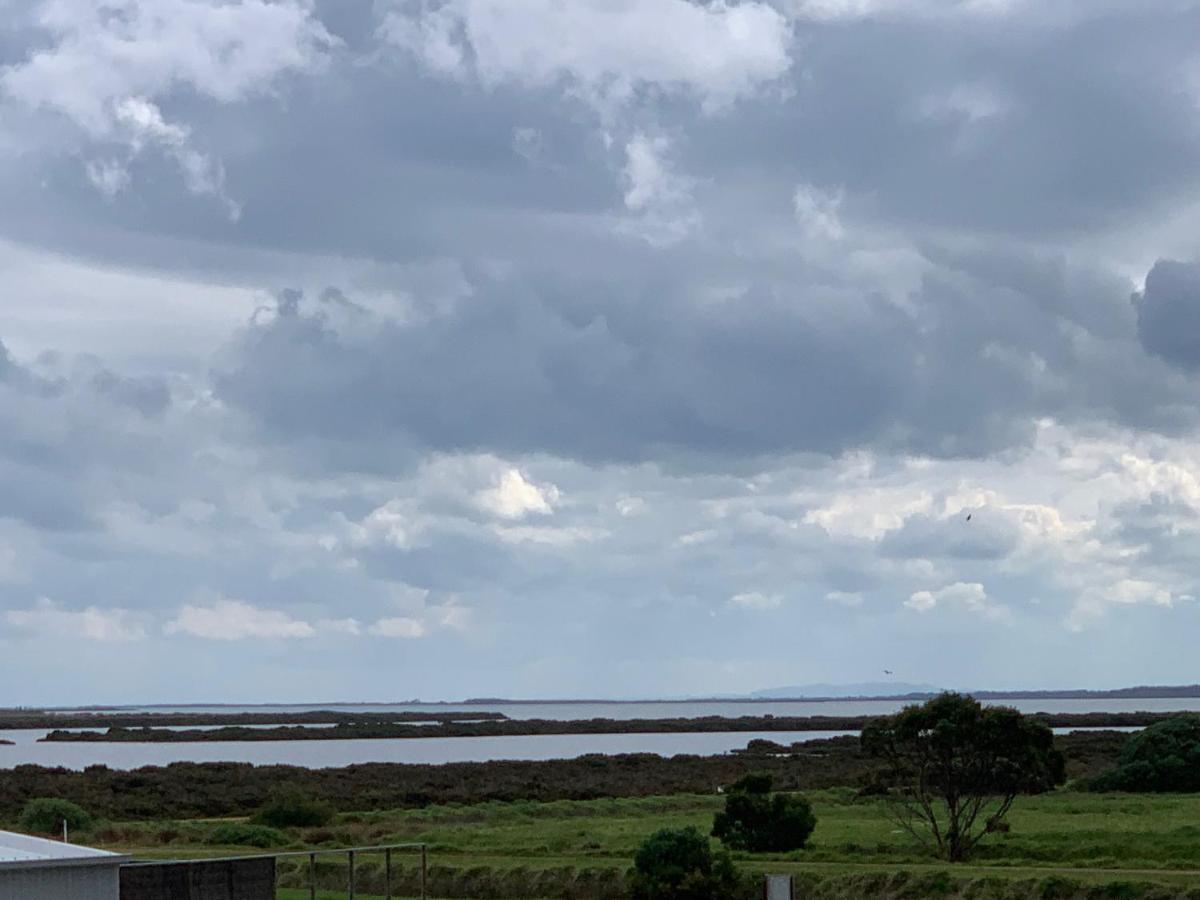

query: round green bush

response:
[711,773,817,852]
[630,826,746,900]
[18,798,93,834]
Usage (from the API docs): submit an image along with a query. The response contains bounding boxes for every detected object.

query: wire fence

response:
[119,842,429,900]
[279,843,428,899]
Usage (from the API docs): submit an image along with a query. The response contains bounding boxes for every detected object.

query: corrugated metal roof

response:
[0,830,123,868]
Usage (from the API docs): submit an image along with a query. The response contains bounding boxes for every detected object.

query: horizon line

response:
[9,683,1200,710]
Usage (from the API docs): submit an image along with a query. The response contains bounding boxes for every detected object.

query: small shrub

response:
[18,798,93,834]
[252,790,333,829]
[207,823,287,848]
[711,773,816,852]
[630,826,746,899]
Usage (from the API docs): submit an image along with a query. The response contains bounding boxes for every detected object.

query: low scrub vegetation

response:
[207,822,288,848]
[2,709,504,731]
[40,711,1188,742]
[0,731,1123,822]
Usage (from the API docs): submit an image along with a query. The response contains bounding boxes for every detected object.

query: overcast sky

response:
[3,0,1200,704]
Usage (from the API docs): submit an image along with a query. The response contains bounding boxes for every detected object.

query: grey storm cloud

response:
[1135,260,1200,370]
[6,0,1200,701]
[0,1,1197,277]
[213,244,1188,470]
[215,281,912,464]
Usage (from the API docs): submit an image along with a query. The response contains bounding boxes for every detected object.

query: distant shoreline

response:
[39,710,1193,743]
[9,684,1200,711]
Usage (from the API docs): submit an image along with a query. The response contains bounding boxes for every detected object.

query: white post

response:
[61,818,68,843]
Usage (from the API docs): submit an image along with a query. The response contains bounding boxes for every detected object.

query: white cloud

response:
[675,528,718,547]
[379,0,793,115]
[4,597,146,641]
[381,0,785,245]
[113,96,241,218]
[804,487,933,540]
[619,133,700,245]
[434,601,472,631]
[729,591,782,610]
[904,588,939,612]
[793,182,844,242]
[616,496,647,516]
[1107,579,1174,607]
[475,468,559,519]
[85,158,132,197]
[1117,453,1200,509]
[492,524,606,545]
[2,0,335,208]
[4,0,335,128]
[369,616,427,638]
[368,596,470,638]
[1068,579,1178,630]
[355,499,424,549]
[787,0,1026,21]
[165,598,315,640]
[905,581,1007,619]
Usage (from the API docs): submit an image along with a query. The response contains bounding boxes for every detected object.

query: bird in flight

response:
[966,513,972,521]
[884,669,893,675]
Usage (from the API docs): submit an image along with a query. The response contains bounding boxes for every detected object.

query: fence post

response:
[385,847,392,900]
[309,852,316,900]
[348,849,355,900]
[420,844,428,900]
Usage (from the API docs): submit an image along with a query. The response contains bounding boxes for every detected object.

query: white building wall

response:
[0,863,120,900]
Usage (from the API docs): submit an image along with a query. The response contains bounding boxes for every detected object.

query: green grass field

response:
[92,788,1200,895]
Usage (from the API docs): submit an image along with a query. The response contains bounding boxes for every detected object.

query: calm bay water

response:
[5,697,1196,771]
[74,697,1200,719]
[0,729,857,769]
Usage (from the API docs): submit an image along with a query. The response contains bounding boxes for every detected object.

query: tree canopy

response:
[1090,715,1200,792]
[630,826,745,900]
[711,773,816,852]
[861,692,1065,861]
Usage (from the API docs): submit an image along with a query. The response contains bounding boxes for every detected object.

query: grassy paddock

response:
[88,789,1200,897]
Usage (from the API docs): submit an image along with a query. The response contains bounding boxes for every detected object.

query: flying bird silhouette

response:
[884,669,893,675]
[966,513,972,521]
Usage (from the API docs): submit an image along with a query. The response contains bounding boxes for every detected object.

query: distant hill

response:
[747,684,1200,701]
[749,682,942,699]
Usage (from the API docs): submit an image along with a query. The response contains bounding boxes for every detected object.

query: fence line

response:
[121,842,429,900]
